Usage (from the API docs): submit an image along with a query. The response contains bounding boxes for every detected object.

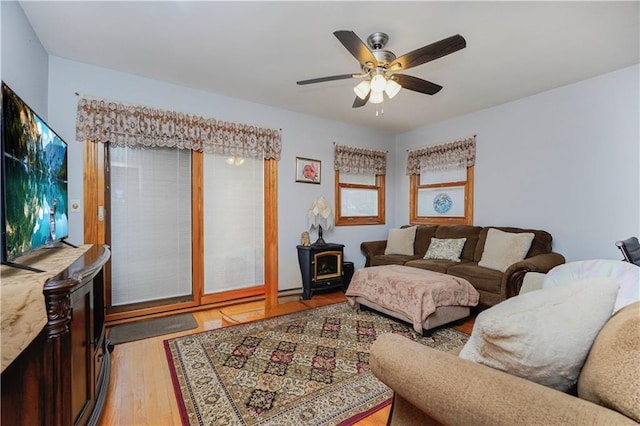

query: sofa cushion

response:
[478,228,535,272]
[371,254,420,267]
[520,272,546,294]
[446,262,503,294]
[474,227,553,262]
[424,238,466,262]
[434,225,481,261]
[412,225,438,258]
[385,226,417,256]
[404,258,467,274]
[578,302,640,422]
[459,277,619,392]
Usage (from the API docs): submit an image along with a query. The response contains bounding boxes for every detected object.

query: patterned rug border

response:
[336,399,392,426]
[165,342,192,425]
[164,302,469,426]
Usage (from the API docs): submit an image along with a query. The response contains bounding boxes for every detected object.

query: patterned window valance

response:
[75,96,282,160]
[406,136,476,175]
[334,143,387,175]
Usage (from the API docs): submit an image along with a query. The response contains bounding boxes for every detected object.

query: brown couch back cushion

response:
[434,225,482,261]
[474,227,553,262]
[412,225,438,258]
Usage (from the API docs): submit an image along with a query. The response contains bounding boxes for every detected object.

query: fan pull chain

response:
[376,102,384,117]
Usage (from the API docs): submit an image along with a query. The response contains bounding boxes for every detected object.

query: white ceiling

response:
[19,1,639,134]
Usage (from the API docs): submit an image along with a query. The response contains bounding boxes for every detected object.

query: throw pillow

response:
[478,228,535,272]
[543,259,640,313]
[459,277,619,392]
[519,272,545,294]
[423,238,467,262]
[384,226,417,256]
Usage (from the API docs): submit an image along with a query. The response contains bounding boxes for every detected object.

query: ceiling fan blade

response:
[389,34,466,71]
[352,92,370,108]
[297,74,358,85]
[394,74,443,95]
[334,30,378,66]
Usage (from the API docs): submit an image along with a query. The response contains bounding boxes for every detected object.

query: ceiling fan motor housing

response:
[367,32,396,67]
[367,32,388,49]
[372,50,396,67]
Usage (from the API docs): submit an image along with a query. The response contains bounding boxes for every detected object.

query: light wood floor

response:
[99,291,474,426]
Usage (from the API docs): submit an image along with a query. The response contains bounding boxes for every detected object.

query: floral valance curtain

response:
[334,143,387,175]
[76,96,282,160]
[406,136,476,174]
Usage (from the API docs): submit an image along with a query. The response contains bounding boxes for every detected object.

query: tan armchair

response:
[370,301,640,425]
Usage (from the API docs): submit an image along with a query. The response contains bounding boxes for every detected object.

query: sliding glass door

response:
[84,142,278,320]
[203,154,264,294]
[109,146,193,307]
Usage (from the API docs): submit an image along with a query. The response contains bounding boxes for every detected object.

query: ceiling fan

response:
[297,31,466,111]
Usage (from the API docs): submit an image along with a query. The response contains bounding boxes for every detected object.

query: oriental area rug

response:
[164,302,469,426]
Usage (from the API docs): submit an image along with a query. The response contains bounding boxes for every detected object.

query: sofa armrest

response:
[360,240,387,267]
[503,252,566,298]
[370,333,636,426]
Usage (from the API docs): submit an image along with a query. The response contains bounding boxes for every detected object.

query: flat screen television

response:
[1,82,69,267]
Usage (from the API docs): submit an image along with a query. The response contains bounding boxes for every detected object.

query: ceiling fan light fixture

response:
[370,74,387,93]
[384,79,402,99]
[369,90,384,104]
[353,80,371,100]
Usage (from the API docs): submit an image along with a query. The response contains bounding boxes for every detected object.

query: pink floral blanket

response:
[346,265,479,333]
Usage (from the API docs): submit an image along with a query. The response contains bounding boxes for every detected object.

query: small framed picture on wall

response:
[296,157,321,184]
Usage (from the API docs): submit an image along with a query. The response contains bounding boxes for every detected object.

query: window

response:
[333,144,387,226]
[410,165,474,225]
[335,171,385,225]
[407,136,476,226]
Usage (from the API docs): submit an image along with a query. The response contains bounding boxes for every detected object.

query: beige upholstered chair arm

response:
[360,240,388,267]
[370,333,636,426]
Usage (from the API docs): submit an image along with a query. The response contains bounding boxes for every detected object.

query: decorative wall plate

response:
[433,193,453,214]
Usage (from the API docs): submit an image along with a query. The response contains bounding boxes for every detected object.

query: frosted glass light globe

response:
[353,80,371,100]
[369,91,384,104]
[385,79,402,99]
[370,75,387,93]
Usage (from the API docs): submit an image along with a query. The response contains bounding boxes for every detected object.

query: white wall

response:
[46,57,396,291]
[396,65,640,262]
[4,1,639,288]
[1,1,48,118]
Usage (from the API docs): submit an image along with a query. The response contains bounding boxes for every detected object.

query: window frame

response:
[334,170,386,226]
[409,166,474,225]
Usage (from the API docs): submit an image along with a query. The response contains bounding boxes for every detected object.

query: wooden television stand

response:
[1,244,111,426]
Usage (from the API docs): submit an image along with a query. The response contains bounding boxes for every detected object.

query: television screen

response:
[1,82,69,262]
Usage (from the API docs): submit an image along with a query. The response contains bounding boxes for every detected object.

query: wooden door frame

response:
[83,142,279,321]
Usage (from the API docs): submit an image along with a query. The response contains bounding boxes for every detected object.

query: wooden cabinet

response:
[1,244,111,426]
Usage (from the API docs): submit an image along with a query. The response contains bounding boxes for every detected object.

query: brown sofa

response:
[370,301,640,425]
[360,225,565,308]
